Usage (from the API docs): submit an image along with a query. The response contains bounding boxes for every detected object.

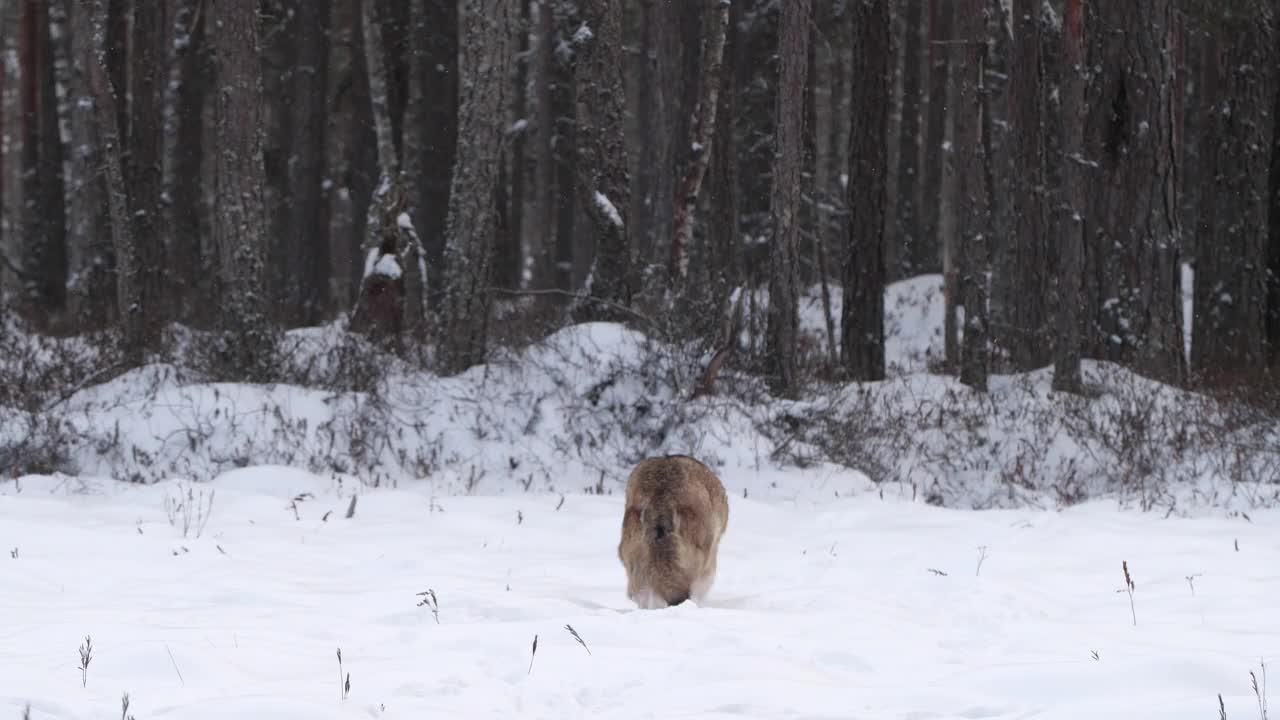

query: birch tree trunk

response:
[669,0,730,283]
[439,0,513,373]
[842,0,890,381]
[765,0,811,396]
[210,0,275,378]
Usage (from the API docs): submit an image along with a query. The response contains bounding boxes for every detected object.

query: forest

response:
[0,0,1278,465]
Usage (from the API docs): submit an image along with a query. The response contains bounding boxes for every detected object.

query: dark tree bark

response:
[736,1,780,287]
[1270,64,1280,365]
[61,0,114,330]
[669,0,730,283]
[88,0,144,362]
[495,0,532,292]
[210,0,276,378]
[168,0,213,328]
[439,0,513,373]
[285,0,332,326]
[17,0,68,329]
[128,0,168,339]
[706,0,742,291]
[262,0,297,325]
[549,1,577,294]
[919,0,951,275]
[1000,0,1052,370]
[1190,5,1275,381]
[954,0,990,391]
[894,0,926,278]
[1083,0,1184,384]
[569,0,632,321]
[416,0,459,304]
[842,0,890,381]
[527,0,559,292]
[765,0,811,396]
[1051,0,1086,394]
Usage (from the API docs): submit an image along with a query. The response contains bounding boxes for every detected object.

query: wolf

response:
[617,454,729,609]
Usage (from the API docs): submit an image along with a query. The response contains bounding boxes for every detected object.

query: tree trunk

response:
[88,0,143,363]
[1051,0,1086,394]
[210,0,275,378]
[706,0,741,292]
[894,0,926,278]
[17,0,68,329]
[842,0,890,382]
[61,0,114,330]
[128,0,168,341]
[669,0,730,283]
[439,0,513,373]
[765,0,811,396]
[527,0,558,292]
[920,0,951,277]
[417,0,458,304]
[1000,0,1052,370]
[1190,6,1275,382]
[569,0,632,321]
[1270,65,1280,365]
[168,0,212,328]
[1084,0,1183,385]
[285,0,332,326]
[955,0,990,391]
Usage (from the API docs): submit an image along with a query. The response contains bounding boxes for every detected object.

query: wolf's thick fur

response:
[618,455,729,609]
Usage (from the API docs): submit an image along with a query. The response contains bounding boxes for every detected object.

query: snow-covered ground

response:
[2,469,1276,719]
[3,272,1277,717]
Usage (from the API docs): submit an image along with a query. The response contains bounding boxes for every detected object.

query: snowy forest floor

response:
[3,272,1280,717]
[1,469,1276,719]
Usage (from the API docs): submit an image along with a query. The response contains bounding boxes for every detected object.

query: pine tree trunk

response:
[1001,0,1052,370]
[765,0,811,396]
[418,0,459,304]
[569,0,632,321]
[894,0,925,278]
[920,0,951,274]
[1269,67,1280,366]
[88,0,142,362]
[168,0,212,328]
[17,0,68,329]
[210,0,275,378]
[61,0,114,330]
[1051,0,1086,394]
[706,0,741,292]
[1084,0,1183,385]
[842,0,890,382]
[439,0,513,373]
[286,0,332,326]
[955,0,990,391]
[1190,5,1275,382]
[128,0,167,341]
